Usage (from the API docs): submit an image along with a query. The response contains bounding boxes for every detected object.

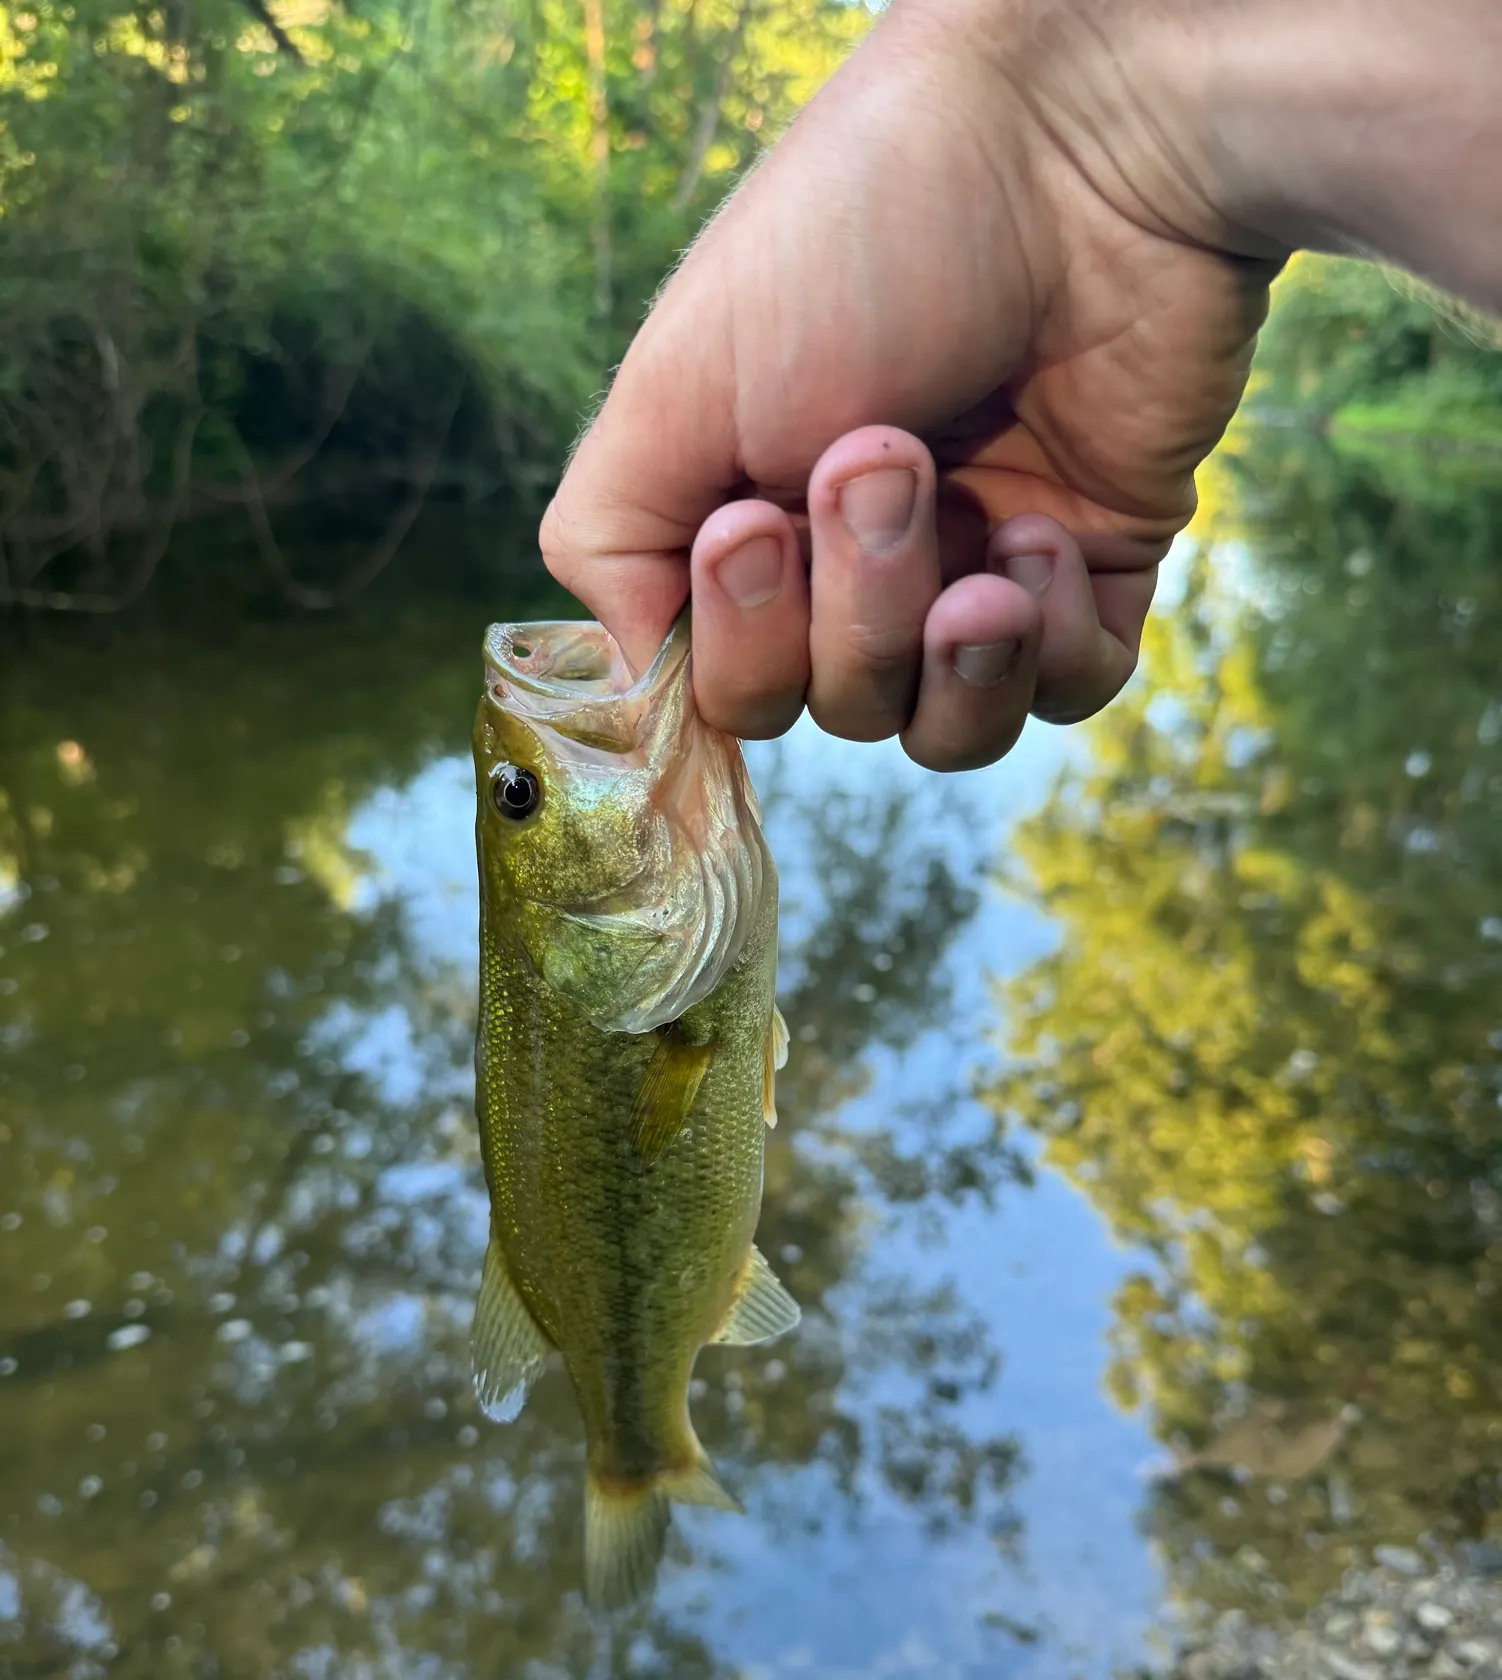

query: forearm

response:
[1201,0,1502,310]
[934,0,1502,311]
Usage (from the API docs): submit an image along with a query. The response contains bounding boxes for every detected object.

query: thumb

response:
[539,299,741,675]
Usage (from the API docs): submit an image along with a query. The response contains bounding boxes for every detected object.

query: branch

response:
[0,403,204,613]
[228,376,466,609]
[239,0,305,63]
[670,0,754,214]
[200,339,374,506]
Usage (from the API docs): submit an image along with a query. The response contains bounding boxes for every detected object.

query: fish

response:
[469,612,798,1609]
[1164,1399,1360,1481]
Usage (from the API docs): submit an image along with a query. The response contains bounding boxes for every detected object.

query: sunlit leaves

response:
[989,425,1502,1621]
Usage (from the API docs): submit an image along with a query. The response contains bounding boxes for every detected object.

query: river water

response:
[2,430,1501,1677]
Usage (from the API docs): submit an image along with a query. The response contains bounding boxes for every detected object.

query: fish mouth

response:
[480,609,770,1034]
[482,616,688,728]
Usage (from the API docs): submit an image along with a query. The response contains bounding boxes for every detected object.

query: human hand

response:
[540,0,1499,770]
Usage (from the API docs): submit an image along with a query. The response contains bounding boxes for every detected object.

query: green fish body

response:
[470,616,796,1607]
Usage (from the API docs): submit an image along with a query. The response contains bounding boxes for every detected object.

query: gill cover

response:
[478,616,772,1034]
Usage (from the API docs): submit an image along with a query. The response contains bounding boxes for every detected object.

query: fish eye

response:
[491,764,541,821]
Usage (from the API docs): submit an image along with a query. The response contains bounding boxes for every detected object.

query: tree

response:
[988,425,1502,1623]
[0,0,869,609]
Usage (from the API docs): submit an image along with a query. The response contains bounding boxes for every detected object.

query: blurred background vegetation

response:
[5,0,1502,1662]
[2,0,1500,614]
[0,0,863,610]
[987,273,1502,1624]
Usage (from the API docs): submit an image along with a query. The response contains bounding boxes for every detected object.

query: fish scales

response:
[469,615,797,1608]
[474,902,774,1470]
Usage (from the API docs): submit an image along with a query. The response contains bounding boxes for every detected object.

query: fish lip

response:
[481,614,688,716]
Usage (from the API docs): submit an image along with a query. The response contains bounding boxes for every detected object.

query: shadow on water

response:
[0,553,1053,1677]
[989,429,1502,1634]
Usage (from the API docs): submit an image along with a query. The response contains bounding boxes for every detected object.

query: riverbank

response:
[1162,1553,1502,1680]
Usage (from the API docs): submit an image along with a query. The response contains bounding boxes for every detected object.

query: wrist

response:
[919,0,1502,313]
[1202,0,1502,308]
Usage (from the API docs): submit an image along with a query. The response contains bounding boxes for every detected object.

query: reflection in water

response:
[0,578,1155,1676]
[16,429,1493,1668]
[991,430,1502,1633]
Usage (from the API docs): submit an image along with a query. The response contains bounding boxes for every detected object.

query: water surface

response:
[3,431,1501,1676]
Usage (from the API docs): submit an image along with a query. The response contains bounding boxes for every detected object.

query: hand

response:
[540,0,1497,770]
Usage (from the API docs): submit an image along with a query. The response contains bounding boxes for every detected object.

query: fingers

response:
[688,501,810,739]
[902,515,1154,772]
[990,514,1150,726]
[805,427,942,741]
[679,447,1157,768]
[899,572,1043,772]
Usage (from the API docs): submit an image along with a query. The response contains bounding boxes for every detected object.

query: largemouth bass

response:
[470,614,798,1607]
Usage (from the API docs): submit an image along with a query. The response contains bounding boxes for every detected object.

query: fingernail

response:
[840,468,917,556]
[1004,551,1054,596]
[952,641,1019,688]
[716,535,783,608]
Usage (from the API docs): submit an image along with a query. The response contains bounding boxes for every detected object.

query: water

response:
[2,430,1501,1678]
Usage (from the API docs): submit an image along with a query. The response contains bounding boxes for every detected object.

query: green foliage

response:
[1251,254,1502,443]
[0,0,867,605]
[989,429,1502,1626]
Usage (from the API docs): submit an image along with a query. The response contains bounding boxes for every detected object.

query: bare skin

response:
[541,0,1502,772]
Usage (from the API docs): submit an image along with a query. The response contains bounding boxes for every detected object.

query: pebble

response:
[1364,1623,1402,1658]
[1452,1640,1498,1668]
[1323,1653,1382,1680]
[1377,1547,1428,1577]
[1163,1552,1502,1680]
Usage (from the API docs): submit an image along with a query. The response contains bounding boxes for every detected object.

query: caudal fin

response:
[584,1454,742,1610]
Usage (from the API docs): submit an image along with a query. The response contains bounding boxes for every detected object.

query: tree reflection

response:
[0,584,1025,1675]
[988,429,1502,1626]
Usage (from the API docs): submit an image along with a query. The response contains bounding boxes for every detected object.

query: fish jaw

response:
[475,615,774,1033]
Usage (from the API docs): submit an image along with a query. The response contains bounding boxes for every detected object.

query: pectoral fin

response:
[630,1030,714,1161]
[763,1004,789,1128]
[713,1244,801,1346]
[472,1235,552,1423]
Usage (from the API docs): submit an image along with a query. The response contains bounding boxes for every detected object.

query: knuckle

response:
[700,664,809,741]
[842,615,922,674]
[904,720,1019,774]
[1033,655,1137,725]
[537,500,576,587]
[722,697,807,741]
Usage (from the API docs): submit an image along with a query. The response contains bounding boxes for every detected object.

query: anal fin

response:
[630,1029,714,1161]
[472,1234,552,1423]
[665,1456,743,1514]
[763,1005,789,1129]
[712,1243,801,1346]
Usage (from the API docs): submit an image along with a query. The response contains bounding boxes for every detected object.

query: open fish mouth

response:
[482,618,688,751]
[479,611,770,1035]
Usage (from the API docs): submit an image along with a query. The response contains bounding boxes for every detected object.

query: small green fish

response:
[469,614,797,1608]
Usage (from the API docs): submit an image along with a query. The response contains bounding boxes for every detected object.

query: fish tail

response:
[583,1449,742,1610]
[584,1474,671,1610]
